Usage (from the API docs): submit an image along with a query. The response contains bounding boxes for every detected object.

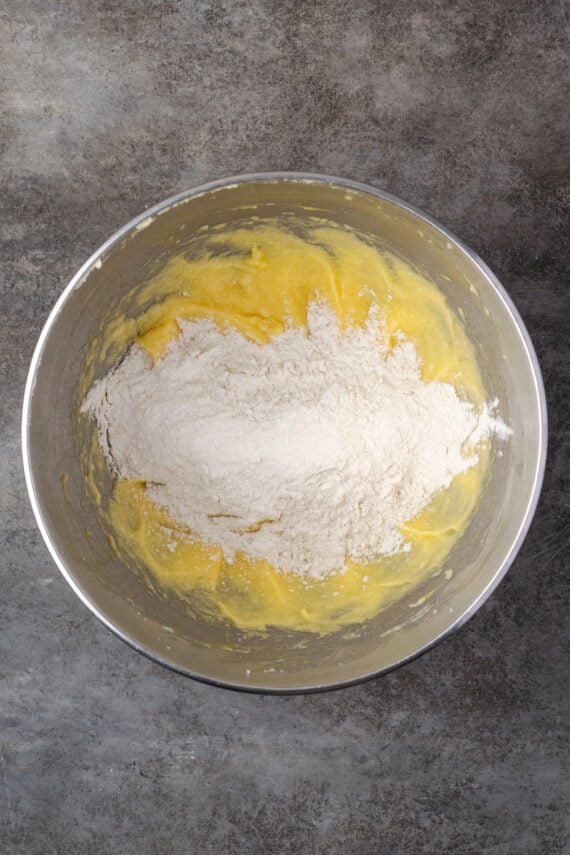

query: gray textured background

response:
[1,2,569,853]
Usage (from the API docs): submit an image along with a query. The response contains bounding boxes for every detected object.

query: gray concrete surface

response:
[1,1,568,853]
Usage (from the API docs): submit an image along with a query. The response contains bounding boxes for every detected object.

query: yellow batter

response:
[81,221,489,635]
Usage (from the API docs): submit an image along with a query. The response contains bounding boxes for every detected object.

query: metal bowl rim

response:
[21,171,548,693]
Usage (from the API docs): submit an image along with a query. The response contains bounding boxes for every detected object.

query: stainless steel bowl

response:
[22,173,547,692]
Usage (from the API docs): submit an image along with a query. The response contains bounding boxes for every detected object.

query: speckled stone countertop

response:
[1,2,568,853]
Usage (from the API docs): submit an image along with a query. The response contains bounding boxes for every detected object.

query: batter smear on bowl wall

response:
[80,220,511,634]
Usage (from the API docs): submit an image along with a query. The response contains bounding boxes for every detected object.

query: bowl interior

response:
[23,176,545,691]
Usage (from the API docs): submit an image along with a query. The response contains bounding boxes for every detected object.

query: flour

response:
[82,302,508,579]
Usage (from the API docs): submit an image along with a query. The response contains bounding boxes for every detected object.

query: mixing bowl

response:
[22,173,547,692]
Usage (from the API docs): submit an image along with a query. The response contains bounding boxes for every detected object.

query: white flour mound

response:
[82,302,508,579]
